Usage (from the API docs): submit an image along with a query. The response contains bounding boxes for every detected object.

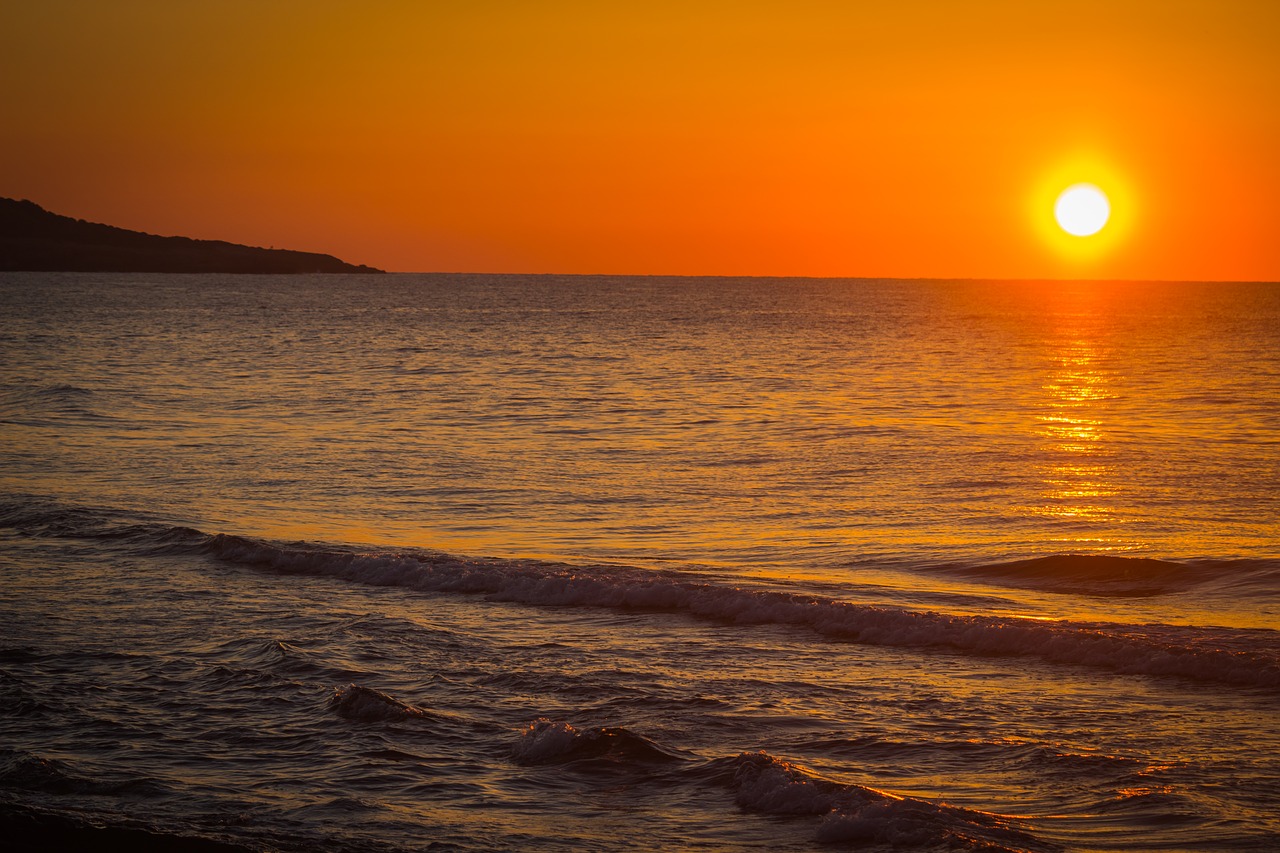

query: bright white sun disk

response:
[1054,184,1110,236]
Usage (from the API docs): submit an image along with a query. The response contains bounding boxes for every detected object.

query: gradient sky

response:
[3,1,1277,278]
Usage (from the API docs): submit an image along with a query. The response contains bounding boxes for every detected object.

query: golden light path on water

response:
[1030,284,1122,552]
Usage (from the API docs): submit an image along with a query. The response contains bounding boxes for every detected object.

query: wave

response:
[0,750,170,799]
[5,499,1278,691]
[0,382,114,425]
[512,718,685,765]
[940,554,1278,597]
[0,498,194,544]
[505,721,1054,852]
[721,751,1053,851]
[0,383,96,406]
[0,669,58,719]
[416,710,1066,849]
[330,684,440,724]
[193,533,1278,690]
[186,637,371,683]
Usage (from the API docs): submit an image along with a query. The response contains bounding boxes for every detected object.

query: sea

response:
[0,272,1276,852]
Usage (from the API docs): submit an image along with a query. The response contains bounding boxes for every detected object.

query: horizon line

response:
[352,271,1280,285]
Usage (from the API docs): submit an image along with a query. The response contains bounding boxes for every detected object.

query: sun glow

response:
[1029,159,1134,270]
[1054,184,1111,237]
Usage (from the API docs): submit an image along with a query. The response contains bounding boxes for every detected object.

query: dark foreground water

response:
[1,274,1277,851]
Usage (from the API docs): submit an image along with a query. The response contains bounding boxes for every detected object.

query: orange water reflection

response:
[1034,302,1119,532]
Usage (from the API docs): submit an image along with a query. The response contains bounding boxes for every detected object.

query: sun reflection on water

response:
[1034,318,1120,530]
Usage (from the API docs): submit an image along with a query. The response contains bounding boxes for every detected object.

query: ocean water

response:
[0,272,1276,852]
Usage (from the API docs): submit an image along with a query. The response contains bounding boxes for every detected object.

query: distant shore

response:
[0,198,382,274]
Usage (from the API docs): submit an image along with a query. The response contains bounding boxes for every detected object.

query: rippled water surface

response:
[1,274,1277,851]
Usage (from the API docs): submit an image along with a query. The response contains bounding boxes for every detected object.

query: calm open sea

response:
[1,273,1277,851]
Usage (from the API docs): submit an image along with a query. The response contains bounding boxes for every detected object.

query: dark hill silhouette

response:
[0,198,382,273]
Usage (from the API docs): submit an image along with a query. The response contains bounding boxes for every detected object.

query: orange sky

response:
[2,1,1277,279]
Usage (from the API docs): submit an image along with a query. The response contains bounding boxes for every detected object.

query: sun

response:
[1054,184,1110,237]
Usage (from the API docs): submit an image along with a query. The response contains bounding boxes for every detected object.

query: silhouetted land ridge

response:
[0,198,382,273]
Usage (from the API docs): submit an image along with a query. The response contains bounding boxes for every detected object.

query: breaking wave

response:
[193,532,1278,691]
[4,500,1277,691]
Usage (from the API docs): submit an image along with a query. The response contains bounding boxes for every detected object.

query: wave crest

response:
[950,554,1205,597]
[727,752,1052,851]
[196,534,1279,691]
[512,718,683,765]
[6,501,1277,691]
[329,685,437,724]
